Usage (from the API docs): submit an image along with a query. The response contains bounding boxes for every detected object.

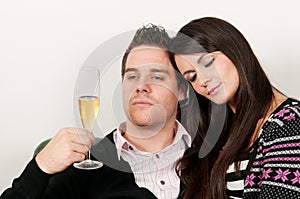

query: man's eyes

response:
[126,74,138,80]
[125,74,165,81]
[151,75,165,81]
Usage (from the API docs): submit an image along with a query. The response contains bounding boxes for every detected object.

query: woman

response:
[170,17,300,199]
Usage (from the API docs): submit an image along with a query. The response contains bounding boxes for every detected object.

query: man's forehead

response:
[126,46,171,65]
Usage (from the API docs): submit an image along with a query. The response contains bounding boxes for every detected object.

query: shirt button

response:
[160,180,165,185]
[155,154,160,158]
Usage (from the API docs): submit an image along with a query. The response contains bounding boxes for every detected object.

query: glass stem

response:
[87,150,91,160]
[87,129,92,160]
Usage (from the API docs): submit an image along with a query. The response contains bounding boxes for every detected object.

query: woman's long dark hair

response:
[170,17,273,198]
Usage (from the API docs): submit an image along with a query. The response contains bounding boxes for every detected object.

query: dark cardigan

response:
[1,130,158,199]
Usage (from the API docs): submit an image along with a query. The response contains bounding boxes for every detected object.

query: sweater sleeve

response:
[258,136,300,198]
[1,157,52,199]
[244,101,300,198]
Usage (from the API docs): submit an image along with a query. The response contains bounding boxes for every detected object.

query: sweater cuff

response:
[16,157,52,197]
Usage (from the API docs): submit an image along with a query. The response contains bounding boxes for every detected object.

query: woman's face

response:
[175,51,239,107]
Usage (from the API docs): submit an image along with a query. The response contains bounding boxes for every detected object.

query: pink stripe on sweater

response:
[253,157,300,166]
[262,142,300,153]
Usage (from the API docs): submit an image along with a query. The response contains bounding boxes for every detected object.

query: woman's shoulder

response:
[260,98,300,142]
[269,97,300,123]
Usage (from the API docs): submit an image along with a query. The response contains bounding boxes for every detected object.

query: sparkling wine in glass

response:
[73,67,103,170]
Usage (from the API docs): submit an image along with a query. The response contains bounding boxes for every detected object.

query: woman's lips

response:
[208,83,221,96]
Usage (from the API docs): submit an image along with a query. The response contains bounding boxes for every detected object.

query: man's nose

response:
[136,79,151,93]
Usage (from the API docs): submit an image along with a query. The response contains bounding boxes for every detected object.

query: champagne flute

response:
[73,67,103,170]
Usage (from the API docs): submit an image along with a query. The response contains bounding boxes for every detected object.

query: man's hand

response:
[35,128,95,174]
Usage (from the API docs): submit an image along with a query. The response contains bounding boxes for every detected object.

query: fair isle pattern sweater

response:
[226,98,300,199]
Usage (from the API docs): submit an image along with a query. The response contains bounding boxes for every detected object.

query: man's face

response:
[122,46,183,129]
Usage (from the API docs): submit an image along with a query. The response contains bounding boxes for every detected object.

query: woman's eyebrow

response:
[196,53,206,64]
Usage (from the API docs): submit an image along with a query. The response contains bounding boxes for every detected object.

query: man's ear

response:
[178,84,187,102]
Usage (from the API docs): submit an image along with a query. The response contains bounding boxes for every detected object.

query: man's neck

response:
[123,121,177,153]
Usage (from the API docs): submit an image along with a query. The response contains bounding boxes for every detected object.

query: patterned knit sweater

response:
[226,98,300,198]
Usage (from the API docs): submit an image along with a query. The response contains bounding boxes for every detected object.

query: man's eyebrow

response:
[124,68,138,74]
[124,67,170,75]
[150,68,170,75]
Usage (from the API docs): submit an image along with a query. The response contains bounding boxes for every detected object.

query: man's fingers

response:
[56,128,95,147]
[71,153,86,164]
[60,128,96,146]
[71,142,90,155]
[72,133,95,147]
[35,127,97,174]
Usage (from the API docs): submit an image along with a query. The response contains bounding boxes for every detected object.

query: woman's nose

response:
[198,73,211,87]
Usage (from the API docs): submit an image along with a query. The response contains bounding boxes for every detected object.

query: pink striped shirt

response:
[113,121,191,199]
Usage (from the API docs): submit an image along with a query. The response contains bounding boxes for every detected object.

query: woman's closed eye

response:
[202,55,215,68]
[184,71,197,82]
[197,53,215,68]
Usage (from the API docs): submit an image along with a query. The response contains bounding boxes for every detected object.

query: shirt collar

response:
[113,120,191,160]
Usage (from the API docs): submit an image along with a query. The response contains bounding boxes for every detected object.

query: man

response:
[1,24,190,199]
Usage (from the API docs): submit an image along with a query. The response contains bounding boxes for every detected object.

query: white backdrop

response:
[1,0,299,192]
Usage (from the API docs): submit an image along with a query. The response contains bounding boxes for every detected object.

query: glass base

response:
[73,159,103,170]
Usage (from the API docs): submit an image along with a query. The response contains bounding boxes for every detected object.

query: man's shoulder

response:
[91,129,133,173]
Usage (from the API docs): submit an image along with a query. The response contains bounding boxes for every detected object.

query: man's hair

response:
[121,24,170,78]
[121,23,186,88]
